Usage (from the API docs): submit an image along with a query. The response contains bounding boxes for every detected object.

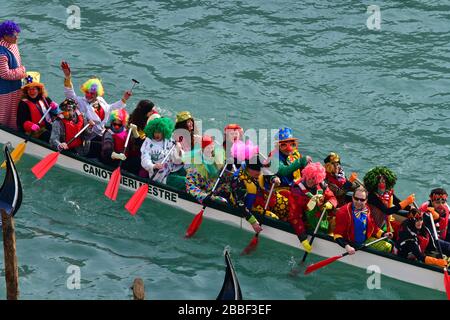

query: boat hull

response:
[0,125,445,294]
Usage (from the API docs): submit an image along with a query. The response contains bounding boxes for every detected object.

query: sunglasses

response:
[353,196,366,202]
[279,141,298,150]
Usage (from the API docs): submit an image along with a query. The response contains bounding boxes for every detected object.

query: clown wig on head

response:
[80,78,104,96]
[301,162,326,185]
[363,166,397,193]
[144,117,174,140]
[108,109,129,127]
[0,20,20,38]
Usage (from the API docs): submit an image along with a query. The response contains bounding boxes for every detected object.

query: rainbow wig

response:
[144,117,174,140]
[301,162,326,185]
[80,78,104,96]
[0,20,20,38]
[108,109,129,126]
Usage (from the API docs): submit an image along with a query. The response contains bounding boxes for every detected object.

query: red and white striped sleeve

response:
[0,55,26,80]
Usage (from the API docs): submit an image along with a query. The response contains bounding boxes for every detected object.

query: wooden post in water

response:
[131,278,145,300]
[1,209,19,300]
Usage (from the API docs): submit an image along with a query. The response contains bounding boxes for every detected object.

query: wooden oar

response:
[104,128,133,201]
[300,206,328,264]
[304,236,389,275]
[241,183,275,255]
[31,123,90,179]
[125,142,177,215]
[2,102,53,168]
[426,210,450,299]
[185,164,228,238]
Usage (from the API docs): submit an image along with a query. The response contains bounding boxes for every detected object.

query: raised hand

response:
[61,61,71,78]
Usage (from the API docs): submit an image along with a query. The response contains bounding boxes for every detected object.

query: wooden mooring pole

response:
[131,278,145,300]
[1,209,19,300]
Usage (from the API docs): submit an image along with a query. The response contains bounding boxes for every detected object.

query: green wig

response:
[144,117,174,140]
[363,166,397,193]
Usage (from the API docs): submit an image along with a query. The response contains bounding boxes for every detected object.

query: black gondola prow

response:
[216,248,243,300]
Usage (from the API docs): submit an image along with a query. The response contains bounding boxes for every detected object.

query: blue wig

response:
[0,20,21,38]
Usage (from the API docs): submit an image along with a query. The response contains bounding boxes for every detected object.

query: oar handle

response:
[123,127,133,151]
[341,236,389,259]
[201,164,228,209]
[149,142,177,181]
[66,123,90,146]
[263,183,275,211]
[38,99,53,124]
[300,207,328,263]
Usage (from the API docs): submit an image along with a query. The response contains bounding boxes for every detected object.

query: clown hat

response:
[176,111,193,124]
[21,71,47,96]
[275,127,298,143]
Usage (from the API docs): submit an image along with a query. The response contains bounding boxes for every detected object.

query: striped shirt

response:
[0,39,26,130]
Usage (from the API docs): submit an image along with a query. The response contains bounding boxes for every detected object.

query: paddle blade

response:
[304,254,343,275]
[105,167,121,200]
[241,234,259,255]
[31,152,60,179]
[125,184,148,215]
[10,141,26,163]
[444,269,450,300]
[185,209,204,238]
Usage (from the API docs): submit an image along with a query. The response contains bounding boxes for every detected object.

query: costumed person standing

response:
[140,117,184,187]
[334,186,393,254]
[50,98,91,156]
[0,20,27,129]
[363,166,415,237]
[288,162,337,252]
[60,60,131,157]
[323,152,359,207]
[396,208,449,268]
[173,111,201,153]
[17,73,58,142]
[419,188,450,242]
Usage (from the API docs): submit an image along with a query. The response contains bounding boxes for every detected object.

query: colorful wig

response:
[80,78,104,96]
[363,166,397,193]
[0,20,20,38]
[231,140,259,162]
[144,117,174,140]
[108,109,129,126]
[301,162,326,185]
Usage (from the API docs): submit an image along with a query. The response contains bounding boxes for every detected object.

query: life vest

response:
[22,99,48,129]
[113,129,127,154]
[417,233,429,254]
[238,167,264,195]
[420,201,449,240]
[60,112,84,149]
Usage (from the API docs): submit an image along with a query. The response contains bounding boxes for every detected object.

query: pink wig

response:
[301,162,326,185]
[231,140,259,161]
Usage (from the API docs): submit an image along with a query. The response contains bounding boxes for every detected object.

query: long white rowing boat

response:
[0,124,446,294]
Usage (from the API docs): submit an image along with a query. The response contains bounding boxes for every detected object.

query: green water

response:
[1,0,449,299]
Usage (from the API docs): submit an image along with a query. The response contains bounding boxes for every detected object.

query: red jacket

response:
[334,202,383,243]
[419,201,449,240]
[288,182,337,237]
